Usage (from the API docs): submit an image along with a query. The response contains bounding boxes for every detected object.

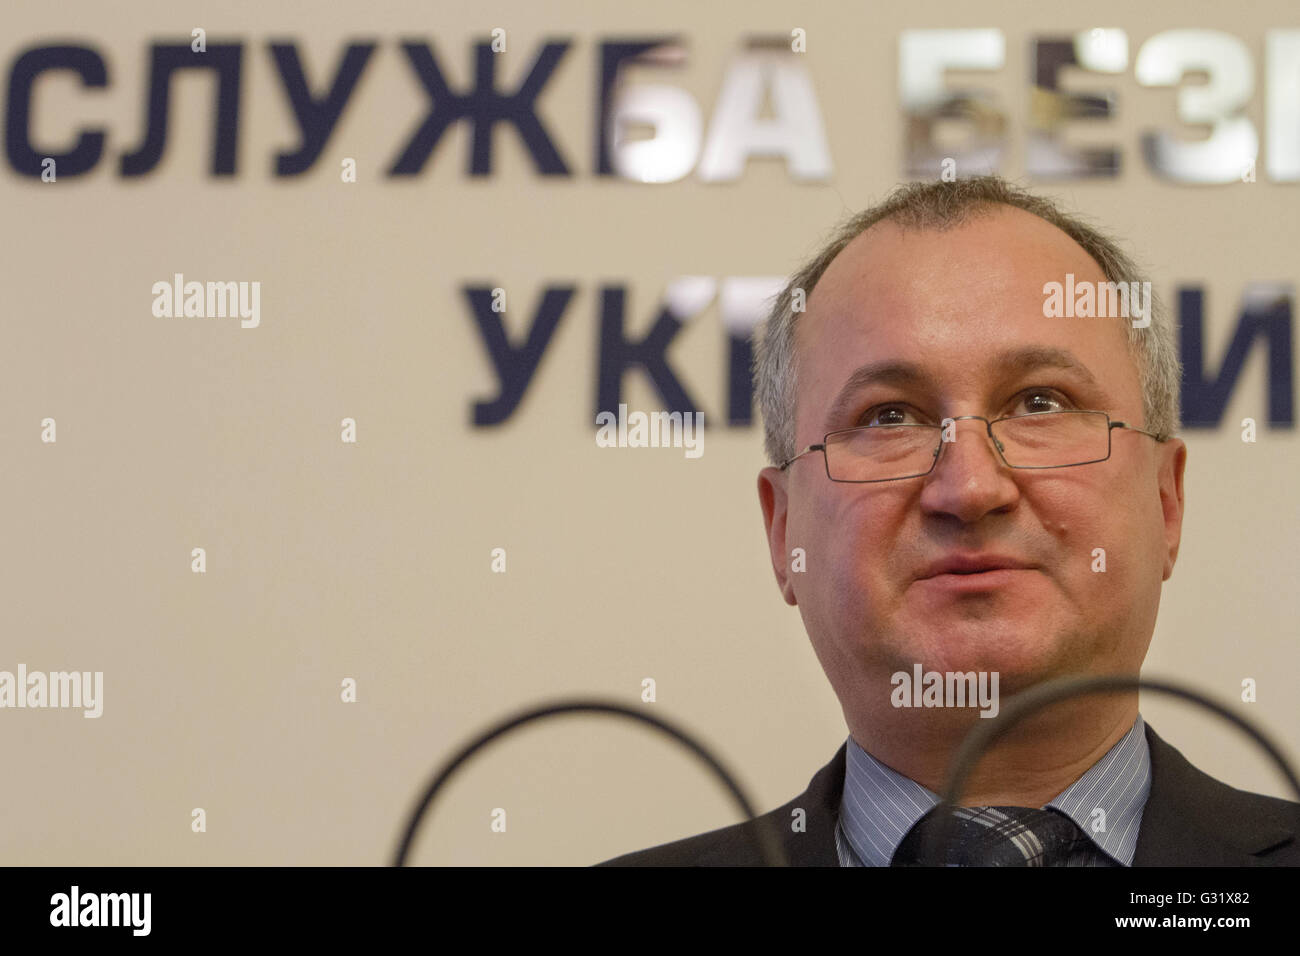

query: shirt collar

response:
[837,713,1151,866]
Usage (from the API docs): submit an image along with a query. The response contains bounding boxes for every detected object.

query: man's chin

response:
[878,623,1070,693]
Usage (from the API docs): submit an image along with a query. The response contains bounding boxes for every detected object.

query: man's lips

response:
[917,554,1036,579]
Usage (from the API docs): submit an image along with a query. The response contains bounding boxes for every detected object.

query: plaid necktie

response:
[891,805,1115,866]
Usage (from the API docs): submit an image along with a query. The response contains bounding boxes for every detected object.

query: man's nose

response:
[919,416,1019,520]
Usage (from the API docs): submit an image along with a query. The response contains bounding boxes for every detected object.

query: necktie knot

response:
[892,805,1102,866]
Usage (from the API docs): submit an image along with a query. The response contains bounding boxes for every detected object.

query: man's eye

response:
[1015,388,1071,415]
[856,388,1072,426]
[859,404,918,427]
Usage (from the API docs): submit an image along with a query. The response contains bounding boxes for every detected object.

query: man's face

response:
[758,205,1186,712]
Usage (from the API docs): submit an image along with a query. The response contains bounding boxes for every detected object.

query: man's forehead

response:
[800,207,1120,355]
[792,205,1139,415]
[805,205,1104,324]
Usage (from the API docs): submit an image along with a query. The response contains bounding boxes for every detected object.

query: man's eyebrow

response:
[823,361,933,432]
[821,346,1102,433]
[995,345,1100,389]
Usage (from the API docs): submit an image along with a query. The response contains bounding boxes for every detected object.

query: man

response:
[598,175,1299,866]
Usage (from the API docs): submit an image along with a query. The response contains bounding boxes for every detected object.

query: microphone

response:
[392,698,789,866]
[919,674,1300,867]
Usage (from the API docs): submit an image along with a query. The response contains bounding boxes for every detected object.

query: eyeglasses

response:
[778,411,1168,483]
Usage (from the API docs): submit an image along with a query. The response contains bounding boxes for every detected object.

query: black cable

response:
[918,674,1300,867]
[392,699,790,866]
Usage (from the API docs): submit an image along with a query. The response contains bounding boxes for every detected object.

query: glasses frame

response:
[777,411,1169,483]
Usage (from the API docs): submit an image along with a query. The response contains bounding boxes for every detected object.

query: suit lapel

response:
[800,724,1296,866]
[1132,722,1293,865]
[775,742,847,866]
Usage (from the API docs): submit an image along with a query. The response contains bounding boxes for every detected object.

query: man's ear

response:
[758,467,798,606]
[1158,438,1187,581]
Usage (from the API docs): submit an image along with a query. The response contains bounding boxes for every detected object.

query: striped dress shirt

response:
[835,713,1151,866]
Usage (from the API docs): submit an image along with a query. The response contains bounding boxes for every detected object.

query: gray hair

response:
[752,175,1182,467]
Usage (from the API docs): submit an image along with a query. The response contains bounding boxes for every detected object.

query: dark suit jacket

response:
[597,722,1300,866]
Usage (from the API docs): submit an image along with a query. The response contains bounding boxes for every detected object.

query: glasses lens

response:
[994,411,1109,467]
[825,424,940,481]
